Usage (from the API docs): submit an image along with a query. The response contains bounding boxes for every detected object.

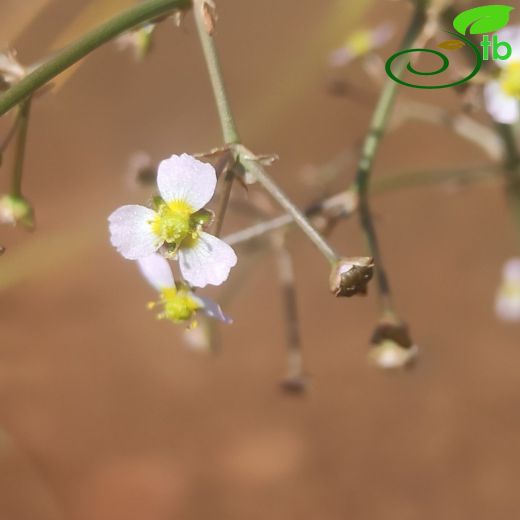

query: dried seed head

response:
[368,319,418,370]
[329,256,374,297]
[0,195,35,229]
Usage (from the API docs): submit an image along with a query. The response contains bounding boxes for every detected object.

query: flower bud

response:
[329,257,374,297]
[0,245,5,256]
[115,24,155,61]
[495,257,520,321]
[368,319,418,370]
[0,194,35,229]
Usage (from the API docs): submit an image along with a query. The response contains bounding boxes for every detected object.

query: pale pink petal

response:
[484,80,519,124]
[178,232,237,288]
[193,294,232,324]
[497,25,520,64]
[108,205,161,260]
[495,293,520,321]
[157,154,216,210]
[137,253,175,290]
[503,257,520,282]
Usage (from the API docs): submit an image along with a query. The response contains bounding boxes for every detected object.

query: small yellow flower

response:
[137,253,232,327]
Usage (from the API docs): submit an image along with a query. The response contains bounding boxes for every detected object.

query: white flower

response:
[109,153,237,288]
[328,23,394,67]
[495,257,520,321]
[484,25,520,124]
[137,253,231,326]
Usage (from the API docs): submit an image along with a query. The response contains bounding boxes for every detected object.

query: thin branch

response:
[239,150,340,264]
[272,234,305,393]
[192,0,239,144]
[11,97,32,197]
[0,0,191,116]
[225,165,500,248]
[192,1,339,265]
[352,5,426,316]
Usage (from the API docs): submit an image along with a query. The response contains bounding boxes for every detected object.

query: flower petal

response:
[484,80,519,124]
[495,293,520,321]
[193,294,232,324]
[137,253,175,290]
[157,154,217,210]
[108,205,161,260]
[178,232,237,288]
[503,257,520,282]
[497,25,520,63]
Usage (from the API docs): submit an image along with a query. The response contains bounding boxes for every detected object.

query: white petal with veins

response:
[157,154,216,210]
[178,232,237,288]
[108,205,161,260]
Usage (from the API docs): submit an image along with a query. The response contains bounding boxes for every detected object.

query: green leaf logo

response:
[453,5,514,35]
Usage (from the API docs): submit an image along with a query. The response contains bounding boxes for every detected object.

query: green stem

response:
[240,153,339,264]
[495,123,520,244]
[0,0,191,116]
[192,0,239,144]
[225,165,500,247]
[213,169,234,236]
[353,5,426,315]
[11,98,32,197]
[192,1,338,264]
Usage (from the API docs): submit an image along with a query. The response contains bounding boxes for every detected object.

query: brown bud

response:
[329,257,374,297]
[368,318,418,370]
[0,245,5,256]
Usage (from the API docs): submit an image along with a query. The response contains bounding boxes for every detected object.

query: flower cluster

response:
[109,153,237,327]
[484,26,520,124]
[328,23,394,68]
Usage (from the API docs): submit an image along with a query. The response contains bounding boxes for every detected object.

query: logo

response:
[385,5,514,89]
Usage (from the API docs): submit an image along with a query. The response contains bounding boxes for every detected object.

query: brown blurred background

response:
[1,0,520,518]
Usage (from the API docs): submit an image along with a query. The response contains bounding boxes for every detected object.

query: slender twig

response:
[192,0,239,144]
[192,1,339,265]
[0,115,21,159]
[225,164,501,247]
[272,233,305,393]
[11,97,32,197]
[239,151,339,264]
[0,0,191,116]
[213,169,234,237]
[352,5,426,316]
[495,123,520,243]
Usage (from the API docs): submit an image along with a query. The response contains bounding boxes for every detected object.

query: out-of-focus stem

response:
[495,123,520,243]
[352,5,426,316]
[11,97,32,197]
[225,164,500,248]
[272,234,305,392]
[0,0,191,116]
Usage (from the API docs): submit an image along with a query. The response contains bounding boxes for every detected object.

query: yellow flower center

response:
[151,199,195,246]
[152,287,201,324]
[500,61,520,98]
[501,281,520,299]
[346,30,372,57]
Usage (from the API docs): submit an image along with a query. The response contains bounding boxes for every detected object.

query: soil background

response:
[1,1,519,519]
